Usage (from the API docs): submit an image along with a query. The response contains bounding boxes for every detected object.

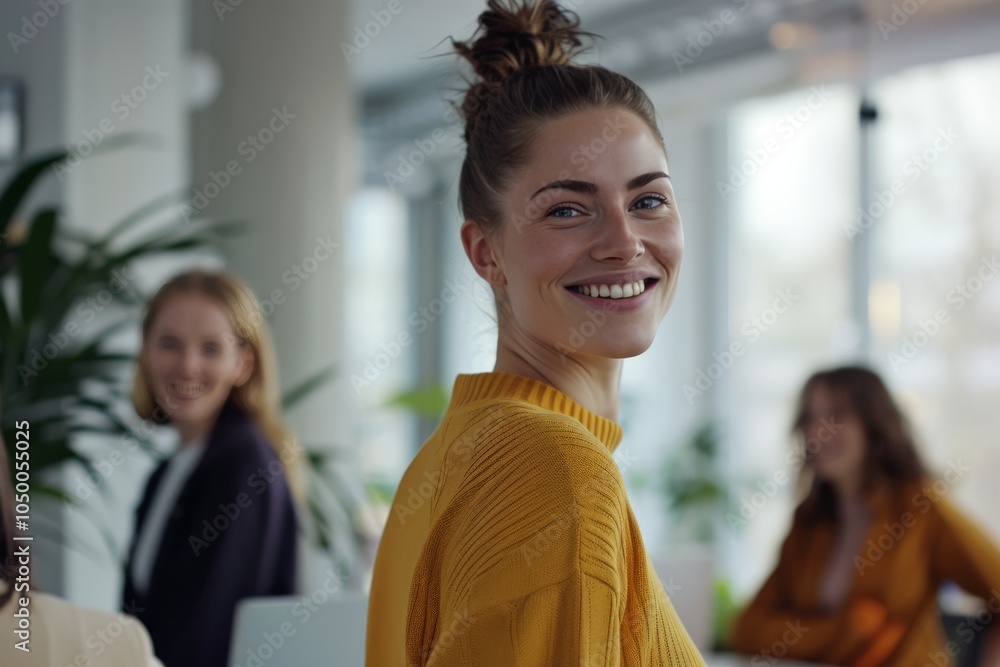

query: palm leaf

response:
[0,133,154,237]
[282,365,337,411]
[0,150,71,235]
[18,208,58,326]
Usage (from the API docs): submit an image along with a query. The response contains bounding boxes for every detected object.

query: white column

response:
[190,0,355,447]
[190,0,358,589]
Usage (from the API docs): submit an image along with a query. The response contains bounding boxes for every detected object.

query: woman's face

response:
[144,294,252,433]
[466,107,683,360]
[803,383,867,489]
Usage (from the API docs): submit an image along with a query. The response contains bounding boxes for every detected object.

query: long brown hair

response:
[453,0,666,232]
[792,366,928,522]
[131,270,304,499]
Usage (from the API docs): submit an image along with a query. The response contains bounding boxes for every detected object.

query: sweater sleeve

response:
[728,521,850,662]
[928,496,1000,600]
[460,570,626,667]
[504,450,630,667]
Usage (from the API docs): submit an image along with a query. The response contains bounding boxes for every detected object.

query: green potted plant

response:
[630,422,741,651]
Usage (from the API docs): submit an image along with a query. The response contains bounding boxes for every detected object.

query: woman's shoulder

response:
[2,593,161,666]
[877,476,952,521]
[205,404,280,466]
[443,398,627,518]
[193,405,292,497]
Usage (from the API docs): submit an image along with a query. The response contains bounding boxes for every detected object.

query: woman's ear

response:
[235,345,255,387]
[460,219,506,286]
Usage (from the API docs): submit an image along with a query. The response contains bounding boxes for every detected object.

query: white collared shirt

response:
[130,437,206,595]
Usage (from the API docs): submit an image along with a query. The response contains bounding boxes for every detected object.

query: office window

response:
[725,83,858,595]
[870,52,1000,541]
[344,188,414,511]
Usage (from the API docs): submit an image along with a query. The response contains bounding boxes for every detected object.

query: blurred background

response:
[2,0,999,651]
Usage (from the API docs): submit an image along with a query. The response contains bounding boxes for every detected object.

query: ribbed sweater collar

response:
[448,372,623,452]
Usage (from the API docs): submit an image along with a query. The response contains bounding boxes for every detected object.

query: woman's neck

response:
[176,421,212,447]
[833,480,871,523]
[494,335,623,421]
[832,475,865,506]
[173,401,228,446]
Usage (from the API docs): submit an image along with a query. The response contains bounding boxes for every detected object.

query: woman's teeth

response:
[571,280,646,299]
[172,383,206,397]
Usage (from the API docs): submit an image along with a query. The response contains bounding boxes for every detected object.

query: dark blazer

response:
[122,399,298,667]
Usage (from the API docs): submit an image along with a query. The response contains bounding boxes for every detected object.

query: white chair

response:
[228,594,368,667]
[651,545,715,651]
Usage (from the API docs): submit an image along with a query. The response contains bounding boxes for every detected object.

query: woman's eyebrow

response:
[529,179,597,200]
[627,171,670,189]
[529,171,670,201]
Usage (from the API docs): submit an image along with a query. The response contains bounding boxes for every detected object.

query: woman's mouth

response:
[170,382,207,399]
[568,278,655,299]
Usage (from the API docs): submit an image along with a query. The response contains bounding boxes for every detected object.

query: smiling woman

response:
[465,106,682,378]
[730,366,1000,666]
[365,1,704,665]
[123,271,300,667]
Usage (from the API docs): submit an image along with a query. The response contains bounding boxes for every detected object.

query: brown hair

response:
[792,366,928,522]
[132,270,303,500]
[453,0,666,231]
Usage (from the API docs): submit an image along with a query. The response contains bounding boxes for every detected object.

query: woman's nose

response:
[592,209,643,263]
[178,349,201,377]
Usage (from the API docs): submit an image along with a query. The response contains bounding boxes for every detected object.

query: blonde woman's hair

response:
[131,270,304,500]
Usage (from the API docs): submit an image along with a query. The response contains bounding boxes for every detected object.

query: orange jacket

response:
[729,479,1000,666]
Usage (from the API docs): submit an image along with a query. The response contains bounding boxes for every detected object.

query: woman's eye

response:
[548,206,582,219]
[160,340,178,350]
[204,345,221,355]
[633,194,667,210]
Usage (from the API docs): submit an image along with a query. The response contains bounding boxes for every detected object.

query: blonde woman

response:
[122,271,300,667]
[366,1,705,664]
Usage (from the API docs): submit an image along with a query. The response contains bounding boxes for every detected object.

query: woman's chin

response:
[815,467,846,487]
[156,396,216,424]
[566,337,655,361]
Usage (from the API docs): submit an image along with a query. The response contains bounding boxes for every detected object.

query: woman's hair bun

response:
[451,1,662,229]
[453,0,592,84]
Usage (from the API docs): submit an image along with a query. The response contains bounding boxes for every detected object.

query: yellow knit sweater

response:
[366,372,706,666]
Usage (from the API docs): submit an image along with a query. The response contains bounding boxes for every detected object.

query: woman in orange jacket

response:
[729,366,1000,666]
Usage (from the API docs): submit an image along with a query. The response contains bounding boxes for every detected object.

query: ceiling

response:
[348,0,1000,92]
[352,0,1000,185]
[346,0,664,90]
